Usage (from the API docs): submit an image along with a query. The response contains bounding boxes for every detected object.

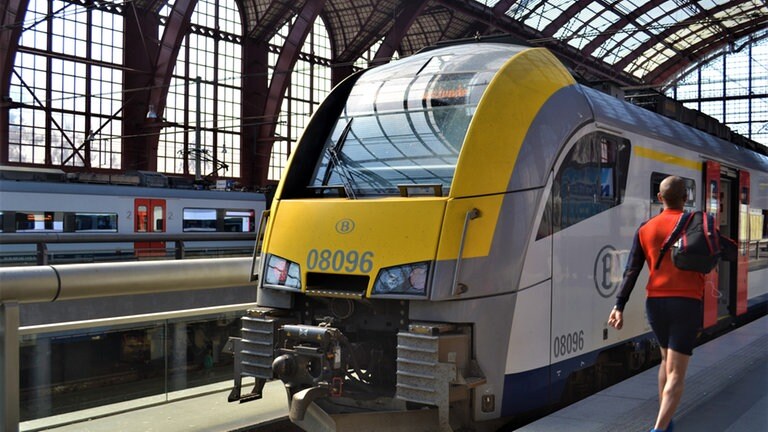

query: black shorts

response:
[646,297,702,356]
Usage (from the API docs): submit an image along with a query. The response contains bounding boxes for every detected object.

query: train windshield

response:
[311,44,520,197]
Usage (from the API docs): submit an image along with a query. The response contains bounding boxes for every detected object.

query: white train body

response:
[229,42,768,430]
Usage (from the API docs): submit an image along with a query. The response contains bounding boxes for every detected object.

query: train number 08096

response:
[553,330,585,358]
[306,249,373,273]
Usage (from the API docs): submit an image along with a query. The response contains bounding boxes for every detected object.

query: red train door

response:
[735,170,750,316]
[703,161,720,328]
[134,199,166,257]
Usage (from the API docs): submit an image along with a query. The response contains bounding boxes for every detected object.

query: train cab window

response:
[537,132,630,239]
[74,213,118,232]
[15,211,64,232]
[309,64,494,197]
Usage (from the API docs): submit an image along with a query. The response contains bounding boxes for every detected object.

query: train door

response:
[134,199,166,257]
[735,171,750,316]
[704,162,749,328]
[703,161,720,328]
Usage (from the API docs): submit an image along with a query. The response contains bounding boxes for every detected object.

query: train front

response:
[229,42,576,431]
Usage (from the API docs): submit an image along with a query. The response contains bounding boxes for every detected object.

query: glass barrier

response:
[19,310,246,422]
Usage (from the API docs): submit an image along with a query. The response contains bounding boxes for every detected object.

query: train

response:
[227,41,768,431]
[0,166,266,265]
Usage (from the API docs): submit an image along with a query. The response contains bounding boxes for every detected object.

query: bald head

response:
[659,176,687,209]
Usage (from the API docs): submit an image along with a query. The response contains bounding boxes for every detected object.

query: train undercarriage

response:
[228,297,489,431]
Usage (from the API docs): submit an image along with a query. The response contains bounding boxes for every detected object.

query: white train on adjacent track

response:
[0,166,266,265]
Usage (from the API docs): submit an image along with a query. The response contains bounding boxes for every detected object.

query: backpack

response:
[656,211,721,274]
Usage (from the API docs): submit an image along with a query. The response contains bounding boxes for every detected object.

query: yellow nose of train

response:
[262,197,446,298]
[260,43,577,301]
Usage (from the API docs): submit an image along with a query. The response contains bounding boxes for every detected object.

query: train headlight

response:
[263,254,301,289]
[372,262,429,296]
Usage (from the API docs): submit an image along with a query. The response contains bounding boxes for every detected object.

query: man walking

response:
[607,175,703,432]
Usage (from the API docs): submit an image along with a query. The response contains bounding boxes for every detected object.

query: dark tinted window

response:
[537,132,631,239]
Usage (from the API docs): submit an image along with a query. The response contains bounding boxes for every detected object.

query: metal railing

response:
[0,257,255,432]
[0,232,257,265]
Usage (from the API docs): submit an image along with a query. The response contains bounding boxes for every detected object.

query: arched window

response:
[665,30,768,146]
[267,17,332,181]
[159,0,243,179]
[9,0,124,168]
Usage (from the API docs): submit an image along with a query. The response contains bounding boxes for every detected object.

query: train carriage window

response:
[537,132,630,239]
[0,212,3,232]
[183,208,256,232]
[15,211,64,232]
[223,210,256,232]
[74,213,118,232]
[183,209,217,232]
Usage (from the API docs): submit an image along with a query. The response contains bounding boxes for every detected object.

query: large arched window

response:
[9,0,124,168]
[159,0,243,179]
[665,30,768,145]
[267,17,332,181]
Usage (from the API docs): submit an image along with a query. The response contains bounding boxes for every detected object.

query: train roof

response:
[579,84,768,173]
[0,178,265,201]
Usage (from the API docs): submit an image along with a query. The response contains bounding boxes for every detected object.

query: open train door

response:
[735,170,749,316]
[703,161,720,328]
[134,198,166,257]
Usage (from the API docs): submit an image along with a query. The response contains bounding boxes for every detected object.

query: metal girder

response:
[253,0,327,186]
[373,0,430,65]
[0,0,29,163]
[247,0,303,43]
[335,0,401,63]
[147,0,197,118]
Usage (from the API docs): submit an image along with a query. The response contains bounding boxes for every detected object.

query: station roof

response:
[185,0,766,88]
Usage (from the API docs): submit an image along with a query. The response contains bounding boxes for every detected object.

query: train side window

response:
[0,212,3,232]
[74,213,118,232]
[183,209,217,232]
[223,210,256,232]
[15,211,64,232]
[537,132,631,239]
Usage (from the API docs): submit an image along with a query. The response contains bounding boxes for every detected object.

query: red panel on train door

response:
[736,170,750,316]
[703,161,720,329]
[134,199,166,257]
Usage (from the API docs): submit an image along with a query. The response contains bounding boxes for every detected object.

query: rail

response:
[0,257,255,432]
[0,232,257,265]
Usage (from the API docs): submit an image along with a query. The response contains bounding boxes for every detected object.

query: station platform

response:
[517,314,767,432]
[22,315,766,432]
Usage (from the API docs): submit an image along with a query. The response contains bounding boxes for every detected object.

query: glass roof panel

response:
[599,30,650,65]
[511,1,574,32]
[550,2,620,50]
[471,0,503,7]
[626,45,677,78]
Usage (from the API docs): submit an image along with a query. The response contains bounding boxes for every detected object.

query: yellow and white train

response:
[229,41,768,431]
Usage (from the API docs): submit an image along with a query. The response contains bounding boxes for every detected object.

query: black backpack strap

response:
[655,212,692,270]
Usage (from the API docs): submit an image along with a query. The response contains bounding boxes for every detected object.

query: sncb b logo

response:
[335,219,355,234]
